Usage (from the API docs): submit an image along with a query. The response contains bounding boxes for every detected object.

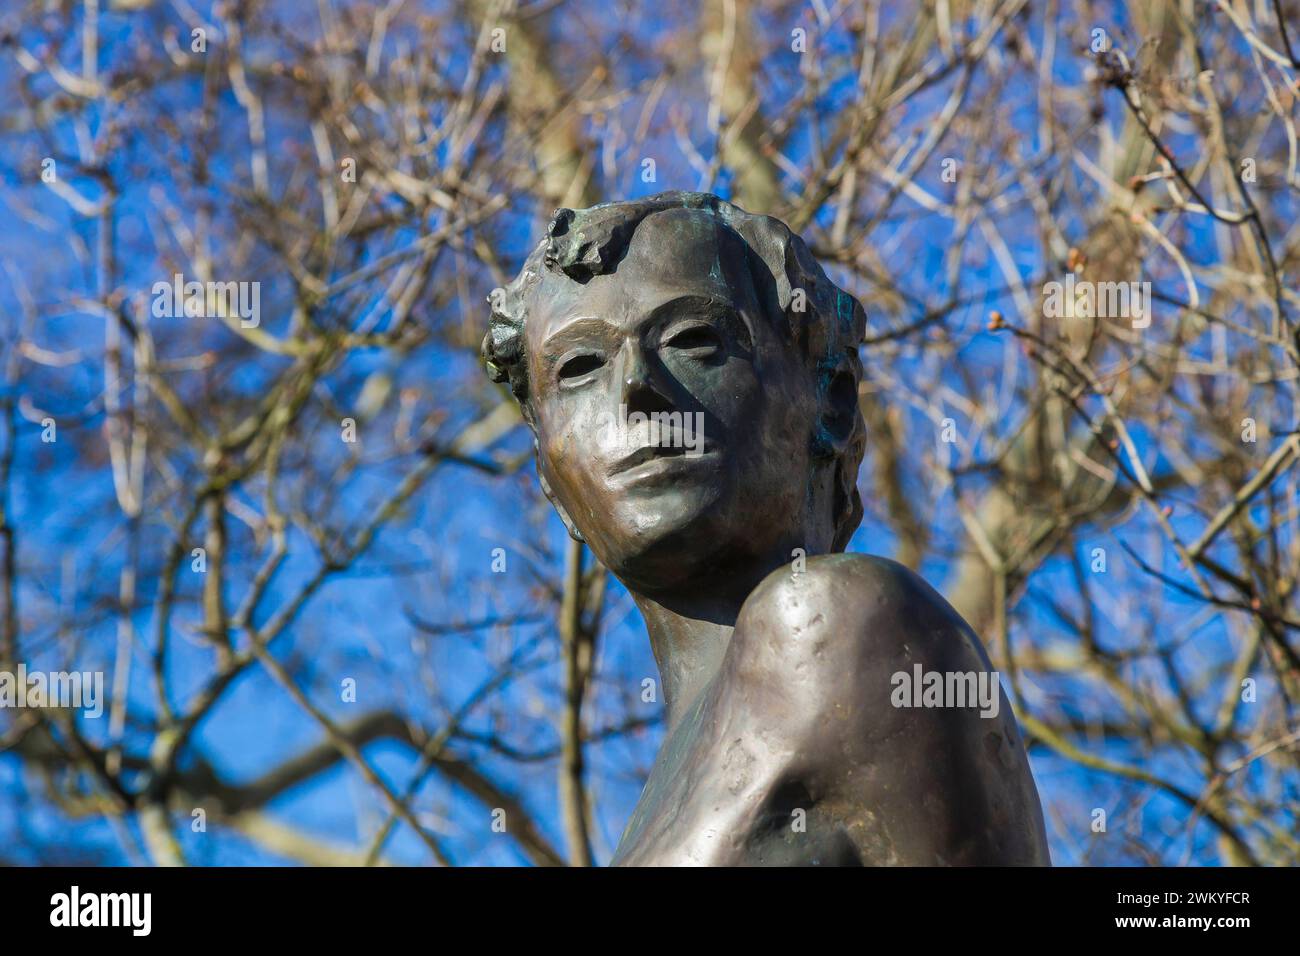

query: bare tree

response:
[0,0,1296,866]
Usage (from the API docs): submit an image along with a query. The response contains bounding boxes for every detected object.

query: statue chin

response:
[599,532,717,597]
[603,526,777,605]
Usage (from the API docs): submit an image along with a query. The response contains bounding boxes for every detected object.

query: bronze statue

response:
[483,192,1050,865]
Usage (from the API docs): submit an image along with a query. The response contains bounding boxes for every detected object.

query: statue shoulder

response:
[736,552,992,673]
[730,552,1000,739]
[729,553,1050,864]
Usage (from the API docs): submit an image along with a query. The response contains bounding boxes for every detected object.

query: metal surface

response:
[483,191,1050,865]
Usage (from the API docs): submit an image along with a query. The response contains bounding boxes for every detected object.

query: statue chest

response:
[610,674,864,866]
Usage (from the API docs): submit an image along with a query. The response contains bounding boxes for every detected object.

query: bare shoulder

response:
[734,552,994,687]
[727,552,1049,864]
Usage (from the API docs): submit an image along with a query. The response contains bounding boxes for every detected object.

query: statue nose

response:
[620,345,673,414]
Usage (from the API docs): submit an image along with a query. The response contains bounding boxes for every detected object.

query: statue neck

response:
[632,592,739,733]
[623,486,841,732]
[630,549,794,732]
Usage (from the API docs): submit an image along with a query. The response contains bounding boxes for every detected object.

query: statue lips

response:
[607,444,717,485]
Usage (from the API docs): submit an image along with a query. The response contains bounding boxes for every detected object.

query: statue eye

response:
[558,352,604,382]
[663,324,722,355]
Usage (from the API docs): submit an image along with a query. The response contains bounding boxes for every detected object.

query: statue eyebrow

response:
[648,295,752,349]
[540,316,617,361]
[644,293,731,321]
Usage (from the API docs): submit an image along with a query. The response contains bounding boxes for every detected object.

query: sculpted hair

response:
[481,190,868,549]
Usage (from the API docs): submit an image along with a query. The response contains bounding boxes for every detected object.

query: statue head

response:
[482,191,866,600]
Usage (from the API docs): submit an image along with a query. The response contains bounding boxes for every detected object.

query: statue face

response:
[524,208,820,594]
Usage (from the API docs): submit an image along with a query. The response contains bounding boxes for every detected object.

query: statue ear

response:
[820,363,859,449]
[815,349,866,551]
[537,465,585,543]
